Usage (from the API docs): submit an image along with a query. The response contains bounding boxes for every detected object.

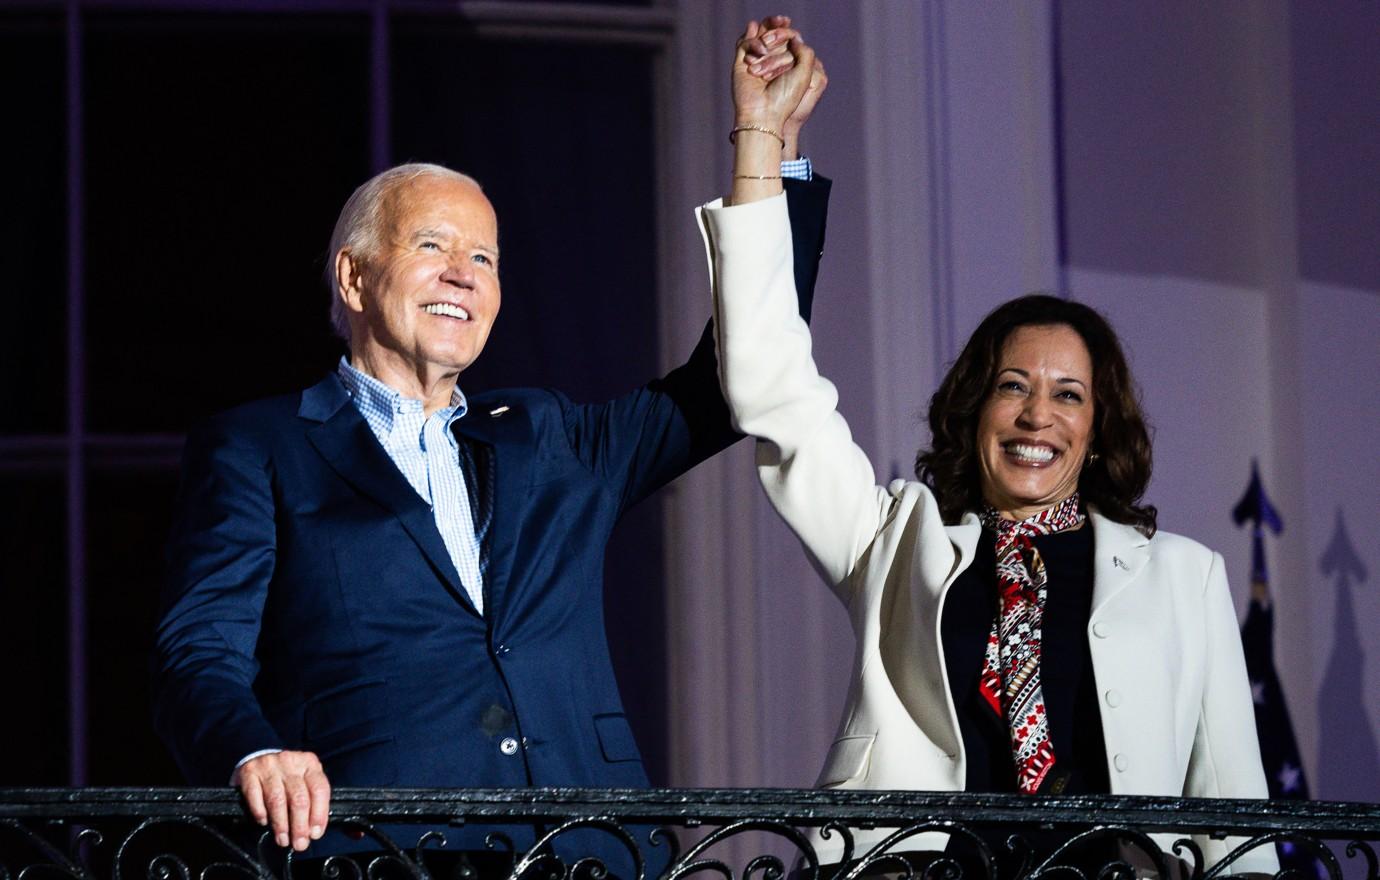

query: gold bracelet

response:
[733,173,783,180]
[729,124,786,148]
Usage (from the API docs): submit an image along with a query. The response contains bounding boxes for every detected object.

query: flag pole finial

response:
[1233,460,1283,597]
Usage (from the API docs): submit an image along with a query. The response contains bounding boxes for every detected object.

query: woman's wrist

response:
[728,135,785,206]
[729,126,786,151]
[733,112,789,132]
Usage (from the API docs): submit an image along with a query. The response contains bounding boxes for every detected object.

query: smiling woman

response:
[703,154,1276,872]
[975,324,1096,521]
[920,294,1156,536]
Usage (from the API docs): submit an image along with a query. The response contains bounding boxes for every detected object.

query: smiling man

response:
[152,143,829,875]
[333,170,503,414]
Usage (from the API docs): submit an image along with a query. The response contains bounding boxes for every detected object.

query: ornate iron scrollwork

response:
[665,818,824,880]
[0,790,1376,880]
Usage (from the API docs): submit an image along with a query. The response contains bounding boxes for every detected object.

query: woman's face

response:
[975,323,1095,521]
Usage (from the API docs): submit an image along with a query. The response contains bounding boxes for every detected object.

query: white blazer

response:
[697,194,1276,874]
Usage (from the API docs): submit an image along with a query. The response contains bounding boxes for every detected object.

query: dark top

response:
[940,524,1110,795]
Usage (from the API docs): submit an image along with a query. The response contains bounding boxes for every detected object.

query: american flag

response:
[1234,462,1316,874]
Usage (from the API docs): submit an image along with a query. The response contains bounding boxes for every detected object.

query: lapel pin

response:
[489,405,510,418]
[1112,556,1129,571]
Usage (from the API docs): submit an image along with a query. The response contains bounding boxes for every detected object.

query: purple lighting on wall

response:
[920,0,956,372]
[1048,0,1071,299]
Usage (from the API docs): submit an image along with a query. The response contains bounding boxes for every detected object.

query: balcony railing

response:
[1,788,1377,880]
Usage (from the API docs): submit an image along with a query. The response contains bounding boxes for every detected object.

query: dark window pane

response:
[0,475,69,784]
[392,25,666,780]
[0,14,65,435]
[391,27,658,401]
[84,14,370,433]
[86,468,182,784]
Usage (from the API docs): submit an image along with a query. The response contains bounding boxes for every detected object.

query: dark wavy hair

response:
[915,294,1157,536]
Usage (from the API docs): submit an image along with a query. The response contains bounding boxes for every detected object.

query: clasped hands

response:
[730,16,827,203]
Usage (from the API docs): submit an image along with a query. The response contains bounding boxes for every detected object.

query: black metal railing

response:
[2,788,1377,880]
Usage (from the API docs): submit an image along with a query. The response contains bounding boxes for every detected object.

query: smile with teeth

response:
[1003,442,1058,465]
[423,302,470,321]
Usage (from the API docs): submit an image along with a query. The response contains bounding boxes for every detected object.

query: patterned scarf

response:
[977,493,1085,794]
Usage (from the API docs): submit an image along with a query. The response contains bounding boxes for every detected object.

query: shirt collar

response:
[336,356,468,435]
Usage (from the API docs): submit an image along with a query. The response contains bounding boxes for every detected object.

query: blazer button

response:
[1105,690,1122,708]
[1091,622,1109,639]
[1113,753,1129,772]
[500,737,519,756]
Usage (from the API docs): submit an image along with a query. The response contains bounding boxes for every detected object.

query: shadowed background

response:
[1,0,1376,819]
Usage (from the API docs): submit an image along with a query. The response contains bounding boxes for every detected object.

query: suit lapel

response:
[299,375,475,613]
[1089,511,1151,620]
[452,398,535,623]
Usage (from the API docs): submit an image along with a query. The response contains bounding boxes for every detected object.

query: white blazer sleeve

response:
[696,194,893,597]
[1186,551,1279,874]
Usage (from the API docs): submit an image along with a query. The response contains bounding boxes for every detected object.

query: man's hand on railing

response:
[231,749,331,851]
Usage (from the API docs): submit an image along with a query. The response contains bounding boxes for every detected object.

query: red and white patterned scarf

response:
[977,494,1085,794]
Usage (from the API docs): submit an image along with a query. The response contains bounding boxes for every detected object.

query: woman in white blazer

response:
[706,30,1276,878]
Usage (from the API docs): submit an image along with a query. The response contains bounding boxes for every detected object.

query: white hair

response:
[326,162,483,341]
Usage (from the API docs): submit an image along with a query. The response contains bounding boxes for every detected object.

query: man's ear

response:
[336,249,367,315]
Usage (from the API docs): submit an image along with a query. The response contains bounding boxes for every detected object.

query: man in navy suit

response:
[152,23,829,872]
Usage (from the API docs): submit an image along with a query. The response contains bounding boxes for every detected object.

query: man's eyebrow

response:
[408,228,498,257]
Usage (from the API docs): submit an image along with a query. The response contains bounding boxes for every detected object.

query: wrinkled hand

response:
[234,750,331,852]
[732,19,816,134]
[740,15,798,82]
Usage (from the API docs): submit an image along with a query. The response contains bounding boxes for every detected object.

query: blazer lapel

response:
[1089,511,1151,620]
[943,514,984,590]
[299,375,474,613]
[889,512,982,760]
[452,398,535,623]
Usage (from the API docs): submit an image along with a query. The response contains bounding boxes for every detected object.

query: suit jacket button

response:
[1091,622,1109,639]
[1105,689,1122,708]
[500,737,519,756]
[1113,753,1129,772]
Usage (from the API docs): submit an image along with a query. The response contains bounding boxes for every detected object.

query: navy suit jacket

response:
[152,179,830,854]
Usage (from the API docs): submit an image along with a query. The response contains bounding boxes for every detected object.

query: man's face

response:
[344,175,501,379]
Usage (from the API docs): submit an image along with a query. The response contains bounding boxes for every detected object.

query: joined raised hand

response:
[732,18,816,139]
[737,16,827,161]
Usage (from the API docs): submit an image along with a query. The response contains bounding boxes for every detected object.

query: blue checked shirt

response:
[337,357,486,614]
[781,156,812,181]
